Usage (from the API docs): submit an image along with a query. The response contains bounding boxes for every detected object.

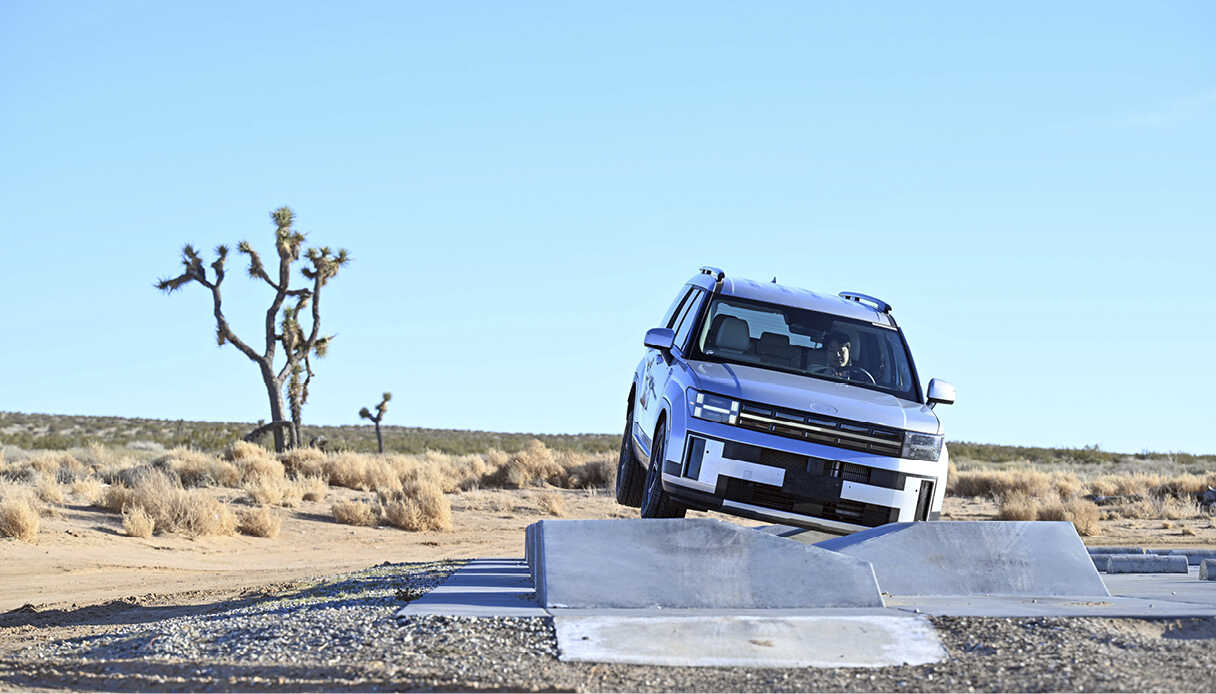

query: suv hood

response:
[688,361,941,435]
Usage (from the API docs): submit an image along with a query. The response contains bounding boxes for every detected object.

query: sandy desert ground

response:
[4,486,1213,614]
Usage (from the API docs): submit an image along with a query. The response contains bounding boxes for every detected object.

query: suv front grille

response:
[735,402,903,457]
[722,477,898,527]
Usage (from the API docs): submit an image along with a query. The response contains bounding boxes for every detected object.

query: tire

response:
[640,419,686,519]
[615,406,644,507]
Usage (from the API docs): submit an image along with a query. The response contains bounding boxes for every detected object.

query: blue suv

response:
[616,267,956,534]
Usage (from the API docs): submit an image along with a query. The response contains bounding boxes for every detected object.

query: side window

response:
[660,287,694,329]
[673,289,705,352]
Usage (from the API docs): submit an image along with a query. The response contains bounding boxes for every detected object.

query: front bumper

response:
[660,418,945,534]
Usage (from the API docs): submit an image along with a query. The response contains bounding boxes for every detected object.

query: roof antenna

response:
[771,276,777,283]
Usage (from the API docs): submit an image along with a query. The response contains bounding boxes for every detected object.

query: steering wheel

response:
[812,365,877,385]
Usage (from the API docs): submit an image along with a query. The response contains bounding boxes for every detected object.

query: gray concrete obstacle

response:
[1086,546,1145,555]
[1201,559,1215,581]
[1090,553,1116,571]
[1106,555,1189,574]
[1151,549,1216,566]
[816,521,1109,597]
[526,518,884,609]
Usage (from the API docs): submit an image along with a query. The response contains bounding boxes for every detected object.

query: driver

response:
[822,331,854,377]
[817,331,876,384]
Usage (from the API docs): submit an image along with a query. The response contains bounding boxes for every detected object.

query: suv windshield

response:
[691,296,920,401]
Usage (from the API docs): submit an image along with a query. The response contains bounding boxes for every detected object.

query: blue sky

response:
[2,2,1213,453]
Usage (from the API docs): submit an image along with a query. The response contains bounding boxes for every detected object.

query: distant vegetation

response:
[0,411,617,455]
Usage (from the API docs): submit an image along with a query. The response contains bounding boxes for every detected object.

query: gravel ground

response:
[2,561,1215,692]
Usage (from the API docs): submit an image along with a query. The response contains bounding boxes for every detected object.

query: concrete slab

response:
[816,521,1109,597]
[553,615,945,668]
[887,594,1216,617]
[395,558,548,618]
[1107,555,1189,574]
[1202,560,1215,581]
[1104,566,1216,605]
[527,518,883,609]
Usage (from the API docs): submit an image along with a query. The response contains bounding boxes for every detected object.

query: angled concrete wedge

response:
[816,521,1109,597]
[528,518,883,609]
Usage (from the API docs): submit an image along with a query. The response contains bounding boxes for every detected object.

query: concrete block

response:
[1151,549,1216,566]
[527,518,884,609]
[1086,546,1145,555]
[816,521,1109,597]
[554,614,945,668]
[1106,555,1189,574]
[1199,559,1215,580]
[1089,554,1115,572]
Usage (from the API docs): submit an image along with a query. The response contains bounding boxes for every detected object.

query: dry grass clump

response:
[101,469,236,537]
[331,499,380,526]
[155,448,240,488]
[238,506,282,538]
[122,506,155,538]
[0,490,40,542]
[481,439,566,489]
[35,475,65,505]
[324,453,402,494]
[1101,495,1202,521]
[279,447,327,478]
[380,480,453,532]
[997,493,1100,535]
[70,477,104,505]
[538,491,567,517]
[949,469,1081,500]
[297,475,328,502]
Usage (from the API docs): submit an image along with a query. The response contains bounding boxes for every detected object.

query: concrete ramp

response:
[816,521,1109,597]
[527,518,883,609]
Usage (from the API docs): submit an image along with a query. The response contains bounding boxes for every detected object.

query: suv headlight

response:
[902,432,943,461]
[687,389,740,425]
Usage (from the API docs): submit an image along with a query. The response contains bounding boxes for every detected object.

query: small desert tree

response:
[156,207,348,452]
[359,392,392,454]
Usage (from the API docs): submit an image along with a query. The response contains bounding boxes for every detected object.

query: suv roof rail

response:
[698,265,725,281]
[839,292,892,314]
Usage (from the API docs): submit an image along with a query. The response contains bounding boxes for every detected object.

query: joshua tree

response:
[359,392,392,454]
[156,207,348,452]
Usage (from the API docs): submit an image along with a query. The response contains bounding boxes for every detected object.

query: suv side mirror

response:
[643,327,675,352]
[926,379,955,407]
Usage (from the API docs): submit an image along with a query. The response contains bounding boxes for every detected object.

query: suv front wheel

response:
[640,420,686,518]
[615,405,644,507]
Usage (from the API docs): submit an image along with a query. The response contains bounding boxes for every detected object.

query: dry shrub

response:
[244,477,285,506]
[538,492,566,517]
[482,440,565,489]
[104,469,236,537]
[1038,498,1101,536]
[71,477,104,505]
[35,475,65,505]
[1089,473,1164,497]
[331,499,380,526]
[297,475,328,502]
[24,452,88,484]
[380,480,452,531]
[324,453,401,494]
[100,484,136,513]
[559,457,615,489]
[997,492,1038,521]
[950,469,1080,500]
[223,440,271,462]
[1153,473,1216,498]
[1105,495,1201,521]
[0,493,39,542]
[280,447,327,478]
[238,506,282,538]
[157,448,240,488]
[122,507,155,538]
